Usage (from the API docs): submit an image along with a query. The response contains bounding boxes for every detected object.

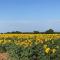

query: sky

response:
[0,0,60,32]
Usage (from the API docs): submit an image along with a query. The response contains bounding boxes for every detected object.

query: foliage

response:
[45,29,55,34]
[33,31,40,34]
[0,34,60,60]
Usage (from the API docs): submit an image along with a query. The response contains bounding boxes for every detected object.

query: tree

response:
[33,31,40,34]
[45,29,54,34]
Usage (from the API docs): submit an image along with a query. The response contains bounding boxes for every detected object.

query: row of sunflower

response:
[0,34,60,45]
[0,38,60,60]
[0,34,60,60]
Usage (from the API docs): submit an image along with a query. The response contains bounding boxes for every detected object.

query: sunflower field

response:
[0,34,60,60]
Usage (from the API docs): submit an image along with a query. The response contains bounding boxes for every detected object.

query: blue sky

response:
[0,0,60,32]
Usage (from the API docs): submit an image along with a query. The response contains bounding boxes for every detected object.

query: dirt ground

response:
[0,53,9,60]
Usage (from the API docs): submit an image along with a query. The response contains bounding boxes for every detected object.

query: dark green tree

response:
[45,29,54,34]
[33,31,40,34]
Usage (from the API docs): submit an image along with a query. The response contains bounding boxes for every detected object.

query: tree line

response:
[1,29,60,34]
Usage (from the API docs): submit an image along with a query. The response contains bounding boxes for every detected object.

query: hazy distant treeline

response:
[1,29,60,34]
